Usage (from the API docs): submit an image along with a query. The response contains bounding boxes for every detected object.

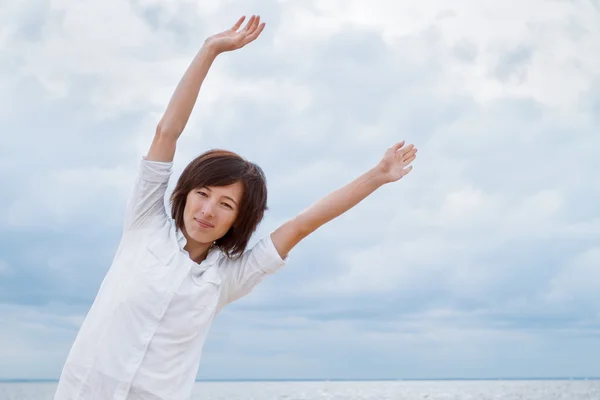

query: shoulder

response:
[217,234,287,274]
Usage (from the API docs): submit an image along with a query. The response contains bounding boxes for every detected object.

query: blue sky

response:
[1,0,600,380]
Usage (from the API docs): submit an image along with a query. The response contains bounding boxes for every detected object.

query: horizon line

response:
[1,377,599,383]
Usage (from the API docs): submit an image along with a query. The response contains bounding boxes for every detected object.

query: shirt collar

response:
[176,226,222,266]
[176,227,187,248]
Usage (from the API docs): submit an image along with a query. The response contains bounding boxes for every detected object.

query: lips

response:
[195,218,214,228]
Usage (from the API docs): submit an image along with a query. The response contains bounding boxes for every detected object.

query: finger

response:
[403,154,416,165]
[402,148,417,161]
[249,15,261,34]
[243,22,266,44]
[232,16,246,31]
[390,141,405,153]
[242,15,256,33]
[397,144,415,157]
[403,165,414,176]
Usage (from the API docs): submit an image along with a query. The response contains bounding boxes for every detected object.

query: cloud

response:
[493,45,534,82]
[0,303,83,379]
[453,39,479,63]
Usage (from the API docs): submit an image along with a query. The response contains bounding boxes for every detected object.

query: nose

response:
[201,200,215,218]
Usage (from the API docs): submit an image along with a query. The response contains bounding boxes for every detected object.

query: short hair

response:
[170,149,268,259]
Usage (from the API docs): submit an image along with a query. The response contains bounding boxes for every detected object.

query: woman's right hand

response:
[204,15,266,55]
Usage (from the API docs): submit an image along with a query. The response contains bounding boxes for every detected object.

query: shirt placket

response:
[120,260,192,400]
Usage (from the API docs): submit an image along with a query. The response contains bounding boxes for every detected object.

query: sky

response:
[1,0,600,381]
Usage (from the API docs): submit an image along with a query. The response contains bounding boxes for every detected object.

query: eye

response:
[221,202,233,210]
[197,190,208,197]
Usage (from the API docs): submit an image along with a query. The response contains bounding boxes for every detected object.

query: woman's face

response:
[182,181,244,246]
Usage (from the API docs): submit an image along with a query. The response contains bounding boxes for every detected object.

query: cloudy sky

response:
[2,0,600,381]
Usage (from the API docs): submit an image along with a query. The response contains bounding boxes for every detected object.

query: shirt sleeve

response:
[218,233,288,308]
[122,157,174,232]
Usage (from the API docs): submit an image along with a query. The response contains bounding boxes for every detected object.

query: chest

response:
[124,244,223,313]
[155,265,222,338]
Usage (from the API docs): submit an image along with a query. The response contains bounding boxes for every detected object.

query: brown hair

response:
[170,149,268,258]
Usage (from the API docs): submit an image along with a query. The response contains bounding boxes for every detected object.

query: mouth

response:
[194,218,214,229]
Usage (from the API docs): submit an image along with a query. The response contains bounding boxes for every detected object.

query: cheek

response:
[184,197,200,216]
[219,212,237,231]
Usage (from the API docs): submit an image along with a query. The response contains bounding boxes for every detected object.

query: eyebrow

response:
[203,187,239,206]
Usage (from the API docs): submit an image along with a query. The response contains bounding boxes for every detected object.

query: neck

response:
[182,230,213,264]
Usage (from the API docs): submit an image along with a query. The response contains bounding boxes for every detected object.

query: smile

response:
[194,218,214,228]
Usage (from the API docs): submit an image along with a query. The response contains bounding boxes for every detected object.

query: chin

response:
[183,224,210,244]
[187,230,214,245]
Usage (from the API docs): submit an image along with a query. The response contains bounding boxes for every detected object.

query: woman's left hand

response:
[376,141,418,183]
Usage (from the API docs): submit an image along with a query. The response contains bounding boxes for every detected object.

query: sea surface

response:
[0,380,598,399]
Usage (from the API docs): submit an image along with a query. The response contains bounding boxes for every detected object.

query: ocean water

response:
[0,380,598,399]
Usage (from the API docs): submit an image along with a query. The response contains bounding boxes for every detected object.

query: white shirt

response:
[54,158,287,400]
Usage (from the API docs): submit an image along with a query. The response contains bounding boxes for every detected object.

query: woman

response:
[54,15,417,400]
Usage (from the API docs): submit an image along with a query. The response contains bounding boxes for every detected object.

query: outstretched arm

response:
[271,141,418,258]
[147,15,266,162]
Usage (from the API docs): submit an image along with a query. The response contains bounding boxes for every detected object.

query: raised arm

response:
[147,15,266,162]
[271,141,418,258]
